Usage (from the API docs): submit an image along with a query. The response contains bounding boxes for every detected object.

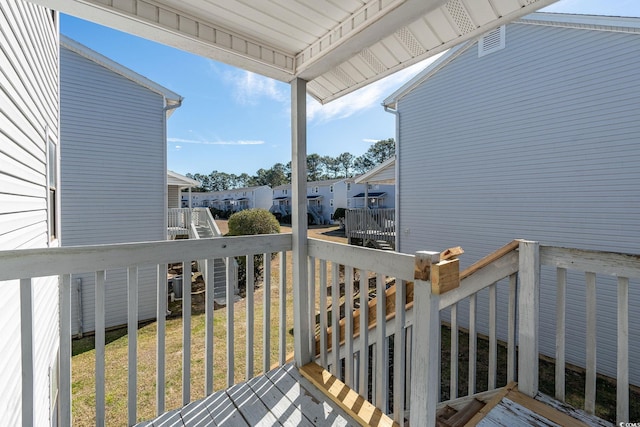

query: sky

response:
[59,0,640,177]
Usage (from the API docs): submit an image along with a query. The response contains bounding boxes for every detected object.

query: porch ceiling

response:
[31,0,557,103]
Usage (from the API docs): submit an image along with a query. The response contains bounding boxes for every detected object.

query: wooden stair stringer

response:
[299,362,399,427]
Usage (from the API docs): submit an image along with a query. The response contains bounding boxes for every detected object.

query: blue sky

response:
[60,0,640,176]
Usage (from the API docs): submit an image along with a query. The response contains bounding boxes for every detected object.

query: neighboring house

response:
[182,186,272,212]
[271,177,396,224]
[0,1,60,425]
[168,170,199,209]
[306,179,344,224]
[384,13,640,385]
[60,36,182,335]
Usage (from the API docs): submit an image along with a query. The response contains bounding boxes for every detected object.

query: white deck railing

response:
[345,208,395,248]
[0,234,292,426]
[309,239,637,426]
[1,236,636,426]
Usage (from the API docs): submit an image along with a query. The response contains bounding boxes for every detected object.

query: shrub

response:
[227,209,280,291]
[227,208,280,236]
[332,207,346,221]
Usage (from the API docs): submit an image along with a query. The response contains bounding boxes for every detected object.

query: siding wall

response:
[168,185,180,208]
[0,1,60,424]
[60,45,166,334]
[397,22,640,384]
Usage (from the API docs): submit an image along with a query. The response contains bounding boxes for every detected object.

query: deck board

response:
[136,363,355,427]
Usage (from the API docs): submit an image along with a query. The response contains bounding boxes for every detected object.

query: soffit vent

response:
[478,25,505,57]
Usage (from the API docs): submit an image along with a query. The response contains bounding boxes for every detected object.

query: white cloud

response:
[168,137,265,146]
[225,69,288,105]
[307,55,442,123]
[362,139,380,143]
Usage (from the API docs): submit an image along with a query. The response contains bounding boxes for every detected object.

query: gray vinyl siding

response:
[60,45,166,334]
[396,23,640,384]
[0,1,59,425]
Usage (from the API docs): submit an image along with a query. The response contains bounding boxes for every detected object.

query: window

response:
[347,183,351,191]
[330,199,334,207]
[330,185,333,193]
[48,139,58,241]
[284,189,288,195]
[314,186,319,193]
[347,199,351,207]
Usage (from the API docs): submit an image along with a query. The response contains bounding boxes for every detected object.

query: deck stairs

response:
[368,239,394,251]
[308,205,324,225]
[188,208,235,302]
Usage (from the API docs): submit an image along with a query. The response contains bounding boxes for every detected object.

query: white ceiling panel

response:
[29,0,558,103]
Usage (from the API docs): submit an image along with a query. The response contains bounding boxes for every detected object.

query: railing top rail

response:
[308,238,413,281]
[460,240,520,280]
[540,245,640,279]
[0,233,292,281]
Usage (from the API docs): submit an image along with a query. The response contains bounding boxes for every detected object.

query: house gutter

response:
[383,104,400,252]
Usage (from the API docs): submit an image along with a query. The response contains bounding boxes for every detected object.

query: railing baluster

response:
[585,271,597,414]
[156,265,166,414]
[331,262,340,377]
[263,253,271,373]
[468,293,477,395]
[205,259,215,394]
[393,279,406,423]
[319,260,328,368]
[450,303,458,399]
[506,274,517,384]
[617,276,629,422]
[308,257,316,359]
[488,283,497,390]
[227,257,235,386]
[181,261,190,406]
[375,273,387,412]
[20,278,34,427]
[95,271,106,426]
[128,266,139,425]
[555,267,567,401]
[60,274,72,426]
[359,270,370,396]
[344,266,354,387]
[246,255,254,380]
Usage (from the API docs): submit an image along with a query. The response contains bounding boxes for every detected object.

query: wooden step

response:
[299,362,399,427]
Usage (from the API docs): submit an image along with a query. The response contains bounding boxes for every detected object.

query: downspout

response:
[164,98,183,237]
[384,104,400,252]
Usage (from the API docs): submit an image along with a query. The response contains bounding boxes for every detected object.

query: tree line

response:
[186,138,394,191]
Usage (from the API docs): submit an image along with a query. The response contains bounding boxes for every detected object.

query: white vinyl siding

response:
[0,1,60,425]
[60,45,166,334]
[397,22,640,384]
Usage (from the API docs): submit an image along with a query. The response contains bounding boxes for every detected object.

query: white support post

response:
[291,77,311,367]
[517,240,540,397]
[205,259,215,394]
[410,251,440,427]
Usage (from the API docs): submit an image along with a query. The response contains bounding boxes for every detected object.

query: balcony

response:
[0,235,636,425]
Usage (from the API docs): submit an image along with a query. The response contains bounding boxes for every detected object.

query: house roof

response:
[383,12,640,108]
[307,179,344,186]
[354,157,396,185]
[353,192,387,198]
[47,0,556,104]
[168,170,199,188]
[61,35,183,113]
[307,195,323,200]
[273,196,290,200]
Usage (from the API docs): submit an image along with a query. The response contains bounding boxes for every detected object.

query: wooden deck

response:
[135,363,357,427]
